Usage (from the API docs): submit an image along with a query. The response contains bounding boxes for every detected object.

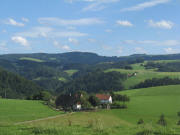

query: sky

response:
[0,0,179,56]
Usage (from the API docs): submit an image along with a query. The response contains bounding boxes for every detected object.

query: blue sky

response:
[0,0,179,56]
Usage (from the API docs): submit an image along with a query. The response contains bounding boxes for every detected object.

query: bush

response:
[177,112,180,117]
[157,114,167,126]
[177,120,180,125]
[137,119,144,125]
[88,95,100,107]
[110,102,127,109]
[136,130,153,135]
[67,119,72,126]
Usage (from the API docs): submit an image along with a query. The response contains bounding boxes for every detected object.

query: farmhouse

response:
[96,94,112,104]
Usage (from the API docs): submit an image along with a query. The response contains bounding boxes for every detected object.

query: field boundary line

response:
[14,113,74,125]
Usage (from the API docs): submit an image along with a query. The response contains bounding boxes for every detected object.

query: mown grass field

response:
[1,85,180,134]
[106,63,180,89]
[0,99,61,124]
[64,69,78,76]
[19,57,45,62]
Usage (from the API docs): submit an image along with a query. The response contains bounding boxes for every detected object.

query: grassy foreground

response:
[0,99,60,124]
[1,85,180,134]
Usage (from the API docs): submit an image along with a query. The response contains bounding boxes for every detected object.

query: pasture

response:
[1,85,180,134]
[19,57,45,62]
[0,99,60,124]
[106,63,180,89]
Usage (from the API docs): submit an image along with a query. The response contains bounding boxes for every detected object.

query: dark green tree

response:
[88,95,100,107]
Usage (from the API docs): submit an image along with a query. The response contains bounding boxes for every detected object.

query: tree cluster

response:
[132,77,180,89]
[55,91,100,111]
[56,71,127,94]
[145,61,180,72]
[0,67,43,99]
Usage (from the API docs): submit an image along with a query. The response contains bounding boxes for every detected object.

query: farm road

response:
[14,113,73,125]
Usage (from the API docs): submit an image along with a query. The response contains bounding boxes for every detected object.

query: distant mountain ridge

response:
[1,52,180,64]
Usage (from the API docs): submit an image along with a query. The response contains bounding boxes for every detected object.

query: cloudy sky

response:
[0,0,179,56]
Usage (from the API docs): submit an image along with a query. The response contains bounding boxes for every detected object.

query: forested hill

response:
[0,67,43,99]
[1,52,180,64]
[1,52,180,94]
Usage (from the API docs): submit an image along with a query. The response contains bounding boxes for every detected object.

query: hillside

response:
[106,63,180,89]
[0,99,60,124]
[116,85,180,124]
[0,68,44,99]
[2,52,180,93]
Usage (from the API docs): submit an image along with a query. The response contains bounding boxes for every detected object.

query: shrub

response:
[136,130,153,135]
[157,114,167,126]
[177,120,180,125]
[87,120,94,128]
[67,119,72,126]
[177,112,180,117]
[137,119,144,125]
[88,95,100,107]
[110,102,127,109]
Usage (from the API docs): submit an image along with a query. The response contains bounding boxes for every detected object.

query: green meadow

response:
[106,63,180,89]
[64,70,78,76]
[20,57,45,62]
[1,85,180,134]
[0,99,60,124]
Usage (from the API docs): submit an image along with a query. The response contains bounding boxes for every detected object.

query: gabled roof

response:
[96,94,111,100]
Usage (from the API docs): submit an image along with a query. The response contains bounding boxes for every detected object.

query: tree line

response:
[132,77,180,89]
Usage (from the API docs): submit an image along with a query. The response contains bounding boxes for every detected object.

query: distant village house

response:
[96,94,112,104]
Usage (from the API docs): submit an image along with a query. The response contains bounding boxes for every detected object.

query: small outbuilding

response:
[73,102,81,110]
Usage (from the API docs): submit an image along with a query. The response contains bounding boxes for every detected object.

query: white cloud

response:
[148,20,174,29]
[62,45,71,50]
[121,0,170,12]
[116,20,133,27]
[38,17,103,26]
[164,48,178,54]
[16,27,87,38]
[22,18,29,22]
[11,36,29,47]
[122,40,180,46]
[68,38,79,44]
[66,0,119,11]
[5,18,24,27]
[53,41,71,51]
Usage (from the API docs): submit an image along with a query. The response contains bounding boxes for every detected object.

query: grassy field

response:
[20,57,45,62]
[64,70,78,76]
[1,85,180,134]
[0,99,61,124]
[58,77,67,82]
[105,63,180,89]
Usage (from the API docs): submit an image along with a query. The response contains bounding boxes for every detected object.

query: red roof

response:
[96,94,111,100]
[76,102,81,105]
